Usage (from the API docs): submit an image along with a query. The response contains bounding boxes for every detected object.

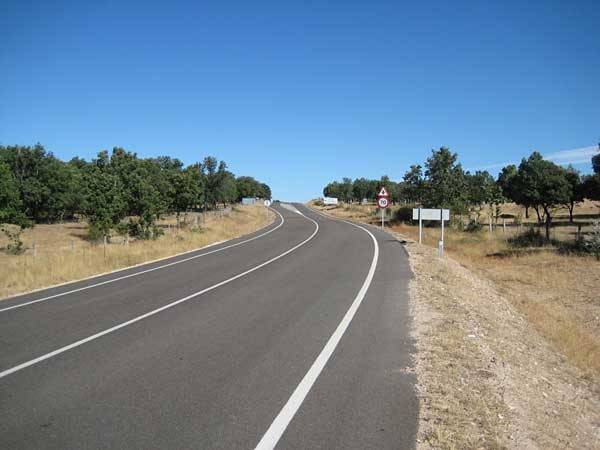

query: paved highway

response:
[0,203,417,449]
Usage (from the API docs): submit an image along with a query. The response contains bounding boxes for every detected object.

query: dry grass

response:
[0,205,273,300]
[407,243,600,449]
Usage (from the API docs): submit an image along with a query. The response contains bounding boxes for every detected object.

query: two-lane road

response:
[0,204,417,449]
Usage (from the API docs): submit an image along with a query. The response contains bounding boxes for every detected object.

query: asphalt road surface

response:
[0,203,417,449]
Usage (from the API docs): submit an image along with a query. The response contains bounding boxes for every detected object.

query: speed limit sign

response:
[377,197,389,209]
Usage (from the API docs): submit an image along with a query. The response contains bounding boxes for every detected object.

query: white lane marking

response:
[254,211,379,450]
[279,203,301,214]
[0,212,318,380]
[0,208,285,314]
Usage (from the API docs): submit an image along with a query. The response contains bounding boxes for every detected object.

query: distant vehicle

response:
[323,197,338,205]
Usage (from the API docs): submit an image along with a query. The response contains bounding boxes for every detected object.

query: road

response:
[0,203,417,449]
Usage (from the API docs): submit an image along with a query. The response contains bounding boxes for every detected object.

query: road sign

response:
[377,187,389,197]
[377,197,389,209]
[412,208,450,256]
[412,208,449,221]
[264,200,271,207]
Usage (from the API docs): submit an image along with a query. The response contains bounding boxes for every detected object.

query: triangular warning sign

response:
[378,187,389,197]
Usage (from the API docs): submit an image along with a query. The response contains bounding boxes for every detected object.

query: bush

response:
[464,219,483,233]
[562,221,600,260]
[87,223,106,242]
[395,205,416,222]
[508,227,554,248]
[2,225,26,254]
[584,221,600,259]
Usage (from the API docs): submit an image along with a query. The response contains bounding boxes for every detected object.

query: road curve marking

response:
[0,208,285,314]
[254,209,379,450]
[0,211,318,379]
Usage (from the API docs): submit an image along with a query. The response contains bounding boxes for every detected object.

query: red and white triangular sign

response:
[378,187,389,197]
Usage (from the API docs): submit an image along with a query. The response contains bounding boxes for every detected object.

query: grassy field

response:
[311,200,600,380]
[0,205,273,300]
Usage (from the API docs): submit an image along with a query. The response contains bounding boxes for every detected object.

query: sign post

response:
[264,199,271,220]
[413,208,450,256]
[376,187,390,230]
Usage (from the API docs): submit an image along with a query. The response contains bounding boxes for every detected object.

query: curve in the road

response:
[0,207,285,313]
[255,209,379,450]
[0,209,318,380]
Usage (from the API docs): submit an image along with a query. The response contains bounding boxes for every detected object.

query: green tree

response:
[564,166,584,223]
[592,142,600,175]
[423,147,468,212]
[466,170,504,223]
[0,162,31,253]
[514,152,572,240]
[217,171,238,207]
[259,183,272,200]
[81,158,127,239]
[340,178,354,202]
[172,164,204,226]
[401,165,424,204]
[352,178,370,202]
[323,181,341,199]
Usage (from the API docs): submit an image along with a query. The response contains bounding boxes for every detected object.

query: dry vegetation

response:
[309,201,600,449]
[0,205,273,300]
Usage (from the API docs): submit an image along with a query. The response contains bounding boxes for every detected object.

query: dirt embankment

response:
[406,239,599,449]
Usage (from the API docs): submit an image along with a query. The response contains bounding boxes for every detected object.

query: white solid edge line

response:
[0,208,285,314]
[254,210,379,450]
[0,211,318,379]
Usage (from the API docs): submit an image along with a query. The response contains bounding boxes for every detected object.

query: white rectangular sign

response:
[413,208,450,221]
[323,197,338,205]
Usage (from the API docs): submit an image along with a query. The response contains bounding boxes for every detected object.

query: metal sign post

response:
[418,208,422,244]
[412,208,450,256]
[376,190,390,230]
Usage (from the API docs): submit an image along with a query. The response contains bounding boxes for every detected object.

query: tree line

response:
[323,146,600,239]
[0,144,271,251]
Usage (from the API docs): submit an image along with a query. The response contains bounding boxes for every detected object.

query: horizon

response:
[1,0,599,201]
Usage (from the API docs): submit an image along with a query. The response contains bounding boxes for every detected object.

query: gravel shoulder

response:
[403,238,600,449]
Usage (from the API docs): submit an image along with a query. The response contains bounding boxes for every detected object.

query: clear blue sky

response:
[1,0,599,201]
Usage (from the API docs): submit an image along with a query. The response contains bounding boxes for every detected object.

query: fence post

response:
[32,241,37,258]
[71,240,75,252]
[503,219,506,234]
[103,235,107,260]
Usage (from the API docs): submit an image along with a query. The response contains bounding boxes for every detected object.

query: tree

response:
[466,170,504,223]
[424,147,468,212]
[582,174,600,201]
[259,183,272,200]
[340,178,354,202]
[217,171,238,207]
[514,152,572,240]
[564,166,584,223]
[592,142,600,175]
[0,162,31,253]
[172,164,204,226]
[201,157,228,209]
[0,144,83,222]
[352,178,371,202]
[402,165,424,204]
[81,158,127,239]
